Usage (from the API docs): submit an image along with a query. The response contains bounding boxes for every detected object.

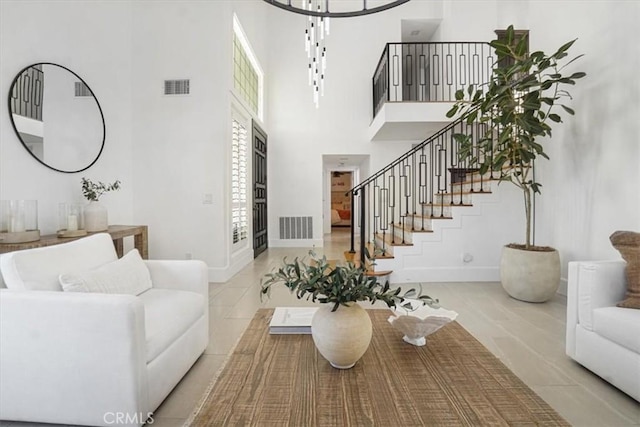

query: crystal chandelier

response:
[264,0,411,107]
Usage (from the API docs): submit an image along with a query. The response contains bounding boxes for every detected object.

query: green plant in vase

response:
[81,178,121,232]
[261,251,438,369]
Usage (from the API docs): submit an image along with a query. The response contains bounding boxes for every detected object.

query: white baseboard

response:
[558,277,568,296]
[389,266,500,283]
[207,247,253,283]
[269,238,324,248]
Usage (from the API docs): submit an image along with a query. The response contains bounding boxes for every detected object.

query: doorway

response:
[330,171,353,230]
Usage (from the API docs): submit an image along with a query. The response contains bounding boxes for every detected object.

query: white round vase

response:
[311,303,372,369]
[84,202,108,232]
[500,245,560,303]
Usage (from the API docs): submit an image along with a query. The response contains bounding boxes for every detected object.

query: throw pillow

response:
[610,230,640,309]
[59,249,152,296]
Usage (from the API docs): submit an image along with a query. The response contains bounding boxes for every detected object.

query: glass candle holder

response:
[0,200,40,243]
[58,203,87,237]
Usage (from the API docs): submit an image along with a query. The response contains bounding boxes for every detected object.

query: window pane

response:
[233,33,259,115]
[231,118,248,244]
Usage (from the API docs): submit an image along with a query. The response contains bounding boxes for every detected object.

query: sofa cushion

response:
[592,306,640,353]
[0,233,118,291]
[59,249,151,296]
[610,230,640,309]
[138,288,205,363]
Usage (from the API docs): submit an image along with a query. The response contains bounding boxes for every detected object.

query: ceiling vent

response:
[164,79,190,95]
[74,82,92,97]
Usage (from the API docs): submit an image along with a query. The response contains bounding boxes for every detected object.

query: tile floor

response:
[1,228,638,426]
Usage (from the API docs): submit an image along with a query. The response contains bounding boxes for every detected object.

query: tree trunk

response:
[523,186,532,249]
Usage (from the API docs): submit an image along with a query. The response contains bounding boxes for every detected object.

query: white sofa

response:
[566,260,640,402]
[0,233,209,426]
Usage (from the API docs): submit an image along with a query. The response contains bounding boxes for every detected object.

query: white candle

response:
[67,214,78,231]
[9,214,25,233]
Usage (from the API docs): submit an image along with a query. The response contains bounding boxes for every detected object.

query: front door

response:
[252,120,268,258]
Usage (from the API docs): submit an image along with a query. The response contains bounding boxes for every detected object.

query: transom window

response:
[233,15,263,119]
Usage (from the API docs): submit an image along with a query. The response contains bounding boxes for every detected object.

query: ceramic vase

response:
[84,201,108,232]
[500,245,560,302]
[311,303,372,369]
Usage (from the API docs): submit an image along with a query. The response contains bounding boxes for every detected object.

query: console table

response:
[0,225,148,259]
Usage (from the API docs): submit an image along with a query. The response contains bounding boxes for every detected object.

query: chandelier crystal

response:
[264,0,411,107]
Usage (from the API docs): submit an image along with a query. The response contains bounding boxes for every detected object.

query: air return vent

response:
[164,79,190,95]
[74,82,92,97]
[279,216,313,239]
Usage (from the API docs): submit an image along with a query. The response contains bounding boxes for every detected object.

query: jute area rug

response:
[185,308,568,426]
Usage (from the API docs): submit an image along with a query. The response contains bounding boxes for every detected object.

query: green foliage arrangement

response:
[446,26,586,249]
[261,251,438,312]
[81,177,121,202]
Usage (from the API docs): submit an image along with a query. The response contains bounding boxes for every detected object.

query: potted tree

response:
[261,251,438,368]
[446,26,586,302]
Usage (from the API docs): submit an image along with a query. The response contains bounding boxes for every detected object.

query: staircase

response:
[347,109,525,284]
[344,40,529,283]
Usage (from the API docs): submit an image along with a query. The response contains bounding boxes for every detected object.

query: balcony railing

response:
[373,42,496,117]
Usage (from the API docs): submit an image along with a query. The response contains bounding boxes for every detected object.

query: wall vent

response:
[279,216,313,239]
[164,79,190,95]
[74,82,92,97]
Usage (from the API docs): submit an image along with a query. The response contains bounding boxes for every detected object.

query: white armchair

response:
[0,233,209,426]
[566,260,640,402]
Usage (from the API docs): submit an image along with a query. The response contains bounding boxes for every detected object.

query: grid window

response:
[233,33,259,115]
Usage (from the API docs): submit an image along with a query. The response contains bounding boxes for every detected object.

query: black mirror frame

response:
[7,62,106,174]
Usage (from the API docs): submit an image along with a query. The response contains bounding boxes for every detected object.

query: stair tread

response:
[351,258,393,276]
[350,250,394,260]
[467,165,531,179]
[436,190,492,195]
[365,242,394,259]
[365,270,393,277]
[409,213,453,220]
[391,223,433,233]
[452,178,496,185]
[375,232,413,247]
[420,202,473,207]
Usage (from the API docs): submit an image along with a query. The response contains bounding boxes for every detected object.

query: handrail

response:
[349,104,482,197]
[346,103,495,262]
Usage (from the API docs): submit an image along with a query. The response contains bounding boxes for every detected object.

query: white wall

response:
[129,0,269,280]
[2,0,638,285]
[130,1,258,280]
[1,0,269,282]
[267,0,639,285]
[434,0,640,285]
[0,0,134,235]
[266,1,443,247]
[526,1,640,280]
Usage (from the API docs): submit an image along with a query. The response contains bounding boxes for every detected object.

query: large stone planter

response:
[500,245,560,303]
[311,303,372,369]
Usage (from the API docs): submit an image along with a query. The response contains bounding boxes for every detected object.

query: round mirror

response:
[8,63,105,173]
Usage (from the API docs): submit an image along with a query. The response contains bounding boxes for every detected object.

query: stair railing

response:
[348,105,498,267]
